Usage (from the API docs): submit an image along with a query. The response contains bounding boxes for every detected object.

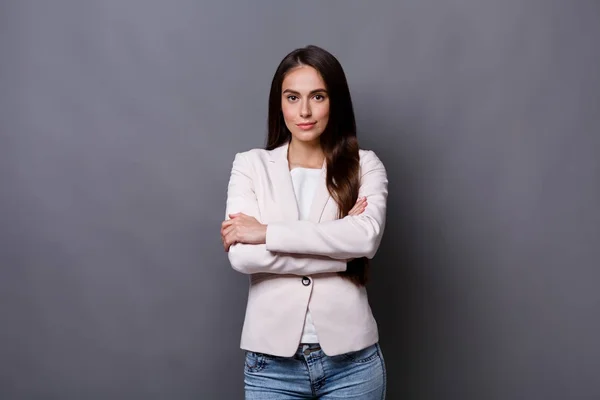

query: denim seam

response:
[341,345,380,364]
[244,352,267,373]
[377,344,387,400]
[304,355,319,398]
[314,356,326,393]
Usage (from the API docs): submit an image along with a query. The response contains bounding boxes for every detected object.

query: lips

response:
[296,122,316,130]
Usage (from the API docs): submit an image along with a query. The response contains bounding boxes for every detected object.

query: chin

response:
[291,131,323,143]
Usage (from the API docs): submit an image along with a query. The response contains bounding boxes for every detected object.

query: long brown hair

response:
[265,45,369,286]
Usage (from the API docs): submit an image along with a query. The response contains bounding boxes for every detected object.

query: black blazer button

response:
[302,276,311,286]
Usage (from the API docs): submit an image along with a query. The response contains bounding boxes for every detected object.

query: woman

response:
[221,45,388,399]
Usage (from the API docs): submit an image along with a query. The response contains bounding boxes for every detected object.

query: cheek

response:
[315,103,330,120]
[281,103,296,122]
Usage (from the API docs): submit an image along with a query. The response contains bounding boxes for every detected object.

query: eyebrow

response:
[282,88,328,95]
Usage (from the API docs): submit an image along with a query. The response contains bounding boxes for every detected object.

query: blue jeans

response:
[244,343,386,399]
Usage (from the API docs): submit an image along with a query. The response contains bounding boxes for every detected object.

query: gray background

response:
[1,0,599,399]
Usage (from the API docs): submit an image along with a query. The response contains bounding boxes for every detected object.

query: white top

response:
[290,167,322,344]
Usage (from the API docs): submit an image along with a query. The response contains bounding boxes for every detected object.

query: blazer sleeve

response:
[225,152,348,275]
[265,150,388,260]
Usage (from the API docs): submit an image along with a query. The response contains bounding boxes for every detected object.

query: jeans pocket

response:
[244,351,267,373]
[341,343,380,364]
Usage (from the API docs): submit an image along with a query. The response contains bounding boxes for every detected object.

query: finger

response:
[222,224,236,240]
[350,202,368,216]
[221,225,238,241]
[350,199,364,210]
[222,219,235,230]
[349,199,367,214]
[221,218,239,234]
[221,220,236,236]
[223,228,238,251]
[223,231,238,252]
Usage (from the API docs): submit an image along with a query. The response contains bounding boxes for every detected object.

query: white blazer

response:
[225,141,388,357]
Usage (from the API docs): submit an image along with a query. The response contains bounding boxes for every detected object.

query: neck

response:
[287,139,324,169]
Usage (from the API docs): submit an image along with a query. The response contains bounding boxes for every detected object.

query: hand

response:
[348,196,368,216]
[221,213,267,252]
[344,197,368,263]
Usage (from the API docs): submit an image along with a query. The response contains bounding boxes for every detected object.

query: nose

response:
[300,99,312,118]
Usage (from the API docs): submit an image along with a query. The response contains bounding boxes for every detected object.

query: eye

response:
[287,95,298,102]
[313,94,326,101]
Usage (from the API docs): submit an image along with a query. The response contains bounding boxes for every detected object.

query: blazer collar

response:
[268,141,330,223]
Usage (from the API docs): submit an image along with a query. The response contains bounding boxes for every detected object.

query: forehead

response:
[282,66,326,92]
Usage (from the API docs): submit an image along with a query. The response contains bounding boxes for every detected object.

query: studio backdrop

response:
[1,0,599,399]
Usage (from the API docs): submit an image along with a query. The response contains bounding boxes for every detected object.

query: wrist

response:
[261,224,268,244]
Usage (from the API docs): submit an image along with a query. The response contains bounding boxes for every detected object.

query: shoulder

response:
[232,142,287,166]
[235,147,269,160]
[358,148,386,174]
[230,147,271,167]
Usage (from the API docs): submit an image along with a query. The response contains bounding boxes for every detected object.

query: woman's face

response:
[281,65,330,146]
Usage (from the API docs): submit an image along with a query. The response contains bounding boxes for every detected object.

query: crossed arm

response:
[222,151,388,275]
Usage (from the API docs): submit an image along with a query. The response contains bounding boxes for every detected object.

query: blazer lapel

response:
[269,142,299,221]
[307,161,330,223]
[268,141,331,223]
